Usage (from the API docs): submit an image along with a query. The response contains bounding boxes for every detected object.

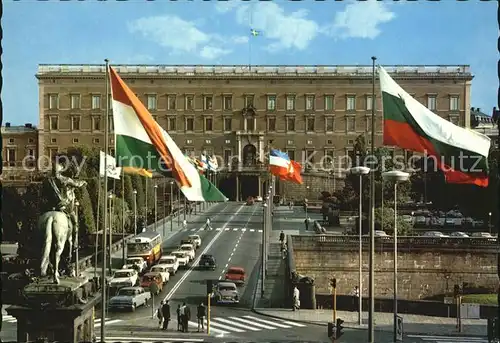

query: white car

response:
[374,230,389,237]
[171,250,190,268]
[450,231,469,238]
[423,231,448,238]
[188,234,202,248]
[149,265,171,284]
[109,269,139,289]
[157,255,179,275]
[255,196,263,202]
[123,257,147,273]
[179,244,196,261]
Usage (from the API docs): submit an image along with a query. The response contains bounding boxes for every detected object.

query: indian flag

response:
[379,66,491,187]
[109,66,228,202]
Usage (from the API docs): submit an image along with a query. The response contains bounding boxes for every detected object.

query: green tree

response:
[123,175,134,210]
[109,197,132,234]
[77,185,96,234]
[131,175,145,215]
[375,206,411,235]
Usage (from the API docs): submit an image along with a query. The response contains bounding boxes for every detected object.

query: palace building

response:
[2,64,474,200]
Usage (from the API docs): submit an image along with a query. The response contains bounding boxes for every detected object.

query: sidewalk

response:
[83,203,219,279]
[253,308,487,337]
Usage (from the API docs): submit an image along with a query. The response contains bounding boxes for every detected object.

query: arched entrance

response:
[242,144,257,166]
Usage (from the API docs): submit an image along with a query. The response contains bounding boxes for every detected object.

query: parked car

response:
[171,250,190,269]
[199,254,216,270]
[374,230,389,238]
[157,255,179,275]
[179,244,196,261]
[140,273,163,294]
[149,265,171,284]
[471,232,495,241]
[422,231,448,238]
[108,286,151,311]
[255,196,263,202]
[225,267,245,285]
[109,269,139,289]
[213,281,239,304]
[188,234,202,248]
[122,257,147,274]
[450,231,469,238]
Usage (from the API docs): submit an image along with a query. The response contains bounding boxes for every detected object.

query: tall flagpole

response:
[101,58,110,343]
[94,175,101,279]
[368,56,377,343]
[121,169,126,265]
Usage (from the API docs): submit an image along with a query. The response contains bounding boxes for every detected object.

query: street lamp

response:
[108,192,114,275]
[177,185,181,227]
[382,170,410,343]
[170,181,174,232]
[489,212,492,234]
[154,184,158,232]
[133,189,137,236]
[262,202,268,296]
[349,166,371,325]
[75,200,80,278]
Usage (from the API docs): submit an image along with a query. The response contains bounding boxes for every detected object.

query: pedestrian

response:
[205,217,212,231]
[157,301,164,329]
[279,230,285,244]
[161,300,171,330]
[179,303,186,332]
[292,286,300,311]
[352,286,360,312]
[183,303,191,333]
[197,302,206,332]
[304,218,309,231]
[176,304,182,331]
[182,219,187,230]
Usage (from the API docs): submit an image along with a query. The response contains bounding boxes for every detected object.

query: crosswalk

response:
[182,227,262,233]
[187,314,306,335]
[101,338,203,343]
[407,334,488,343]
[2,314,122,328]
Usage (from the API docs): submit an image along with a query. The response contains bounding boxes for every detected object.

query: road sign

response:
[396,315,403,341]
[149,282,159,295]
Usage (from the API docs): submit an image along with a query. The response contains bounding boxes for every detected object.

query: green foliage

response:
[109,197,132,234]
[131,175,145,214]
[374,206,411,235]
[123,175,134,210]
[77,185,96,234]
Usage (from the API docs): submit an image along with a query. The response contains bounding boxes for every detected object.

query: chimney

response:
[477,108,481,113]
[471,107,475,112]
[25,123,32,128]
[5,122,10,127]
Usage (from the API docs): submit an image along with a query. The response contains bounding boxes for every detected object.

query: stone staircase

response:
[259,242,287,308]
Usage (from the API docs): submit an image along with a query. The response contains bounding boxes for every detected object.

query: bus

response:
[127,230,162,266]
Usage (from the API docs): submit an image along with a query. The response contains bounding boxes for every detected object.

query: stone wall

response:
[292,238,498,300]
[278,173,346,200]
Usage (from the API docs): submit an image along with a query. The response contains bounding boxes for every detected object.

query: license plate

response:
[205,262,209,266]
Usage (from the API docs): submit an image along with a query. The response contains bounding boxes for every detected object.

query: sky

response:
[3,0,497,126]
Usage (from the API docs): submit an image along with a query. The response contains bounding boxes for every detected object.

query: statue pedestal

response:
[6,276,102,343]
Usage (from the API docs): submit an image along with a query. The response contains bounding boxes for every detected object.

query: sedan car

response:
[450,231,469,238]
[423,231,448,238]
[149,265,171,284]
[213,281,239,304]
[108,286,151,312]
[157,255,179,275]
[140,273,163,294]
[188,234,202,248]
[171,250,190,269]
[199,254,216,270]
[179,244,196,261]
[225,267,245,285]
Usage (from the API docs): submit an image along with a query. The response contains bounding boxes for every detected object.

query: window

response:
[186,95,194,110]
[307,140,313,145]
[306,95,315,111]
[50,116,59,130]
[325,117,334,132]
[323,150,335,169]
[267,95,276,111]
[49,94,59,109]
[224,118,232,132]
[205,139,212,144]
[287,150,295,161]
[287,140,294,145]
[267,117,276,132]
[147,95,157,111]
[450,116,459,126]
[366,95,373,111]
[185,118,194,131]
[8,138,14,143]
[93,138,100,144]
[92,117,101,131]
[286,95,295,111]
[245,118,255,131]
[70,94,80,109]
[73,138,79,144]
[325,95,334,111]
[327,139,333,145]
[286,117,295,131]
[204,117,213,131]
[347,96,356,111]
[7,148,15,165]
[223,96,232,110]
[224,149,232,165]
[168,95,176,110]
[366,116,373,132]
[450,96,459,111]
[168,118,177,131]
[204,96,213,110]
[51,138,57,144]
[427,95,436,111]
[346,117,355,132]
[186,139,193,145]
[28,138,34,143]
[27,148,35,158]
[306,117,315,131]
[92,95,101,109]
[245,95,254,107]
[225,139,231,144]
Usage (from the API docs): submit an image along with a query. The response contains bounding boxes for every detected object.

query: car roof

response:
[218,281,237,287]
[188,234,200,237]
[117,269,135,273]
[228,267,244,272]
[201,254,213,258]
[119,286,141,291]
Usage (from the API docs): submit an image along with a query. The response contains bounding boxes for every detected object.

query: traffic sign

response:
[396,315,403,341]
[149,282,159,295]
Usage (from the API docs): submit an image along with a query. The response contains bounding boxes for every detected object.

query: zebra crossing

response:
[188,314,306,334]
[407,334,488,343]
[182,227,262,233]
[2,314,122,328]
[101,338,203,343]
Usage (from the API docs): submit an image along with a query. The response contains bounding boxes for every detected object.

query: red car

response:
[225,267,246,285]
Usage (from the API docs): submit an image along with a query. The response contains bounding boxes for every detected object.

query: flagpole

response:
[94,175,101,280]
[109,178,115,274]
[121,169,126,266]
[368,56,377,343]
[101,58,110,343]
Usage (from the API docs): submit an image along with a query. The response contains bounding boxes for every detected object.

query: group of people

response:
[157,301,207,333]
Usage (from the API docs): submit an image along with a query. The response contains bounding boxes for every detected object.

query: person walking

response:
[157,301,164,329]
[204,217,212,231]
[184,303,191,333]
[176,304,182,331]
[292,286,300,311]
[197,302,206,332]
[182,219,188,230]
[180,303,186,332]
[161,300,171,330]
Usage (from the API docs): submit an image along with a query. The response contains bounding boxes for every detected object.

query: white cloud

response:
[328,0,395,39]
[231,35,249,44]
[200,46,231,59]
[234,3,320,51]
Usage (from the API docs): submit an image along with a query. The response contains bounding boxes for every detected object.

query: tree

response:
[374,206,411,235]
[77,185,96,234]
[2,187,24,242]
[130,175,145,216]
[123,175,134,210]
[109,197,132,234]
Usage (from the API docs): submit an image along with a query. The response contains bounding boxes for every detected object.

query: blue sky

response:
[3,0,497,125]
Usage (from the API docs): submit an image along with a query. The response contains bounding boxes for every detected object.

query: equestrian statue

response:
[39,162,86,284]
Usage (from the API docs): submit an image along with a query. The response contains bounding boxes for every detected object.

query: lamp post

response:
[170,181,174,232]
[177,186,181,227]
[489,212,492,234]
[133,189,137,235]
[382,170,410,343]
[262,202,268,296]
[75,200,80,278]
[349,166,371,325]
[305,185,310,220]
[108,192,114,275]
[154,184,158,232]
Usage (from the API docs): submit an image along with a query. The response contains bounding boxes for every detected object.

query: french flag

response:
[269,149,303,184]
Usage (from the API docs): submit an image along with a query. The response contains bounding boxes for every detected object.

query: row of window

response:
[47,93,462,112]
[6,138,36,144]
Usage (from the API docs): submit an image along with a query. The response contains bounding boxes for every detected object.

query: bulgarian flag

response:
[379,66,491,187]
[109,66,228,202]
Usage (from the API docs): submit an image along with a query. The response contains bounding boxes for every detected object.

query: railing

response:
[292,235,500,251]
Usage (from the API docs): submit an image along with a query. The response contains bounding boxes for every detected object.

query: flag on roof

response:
[109,66,228,202]
[379,66,491,187]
